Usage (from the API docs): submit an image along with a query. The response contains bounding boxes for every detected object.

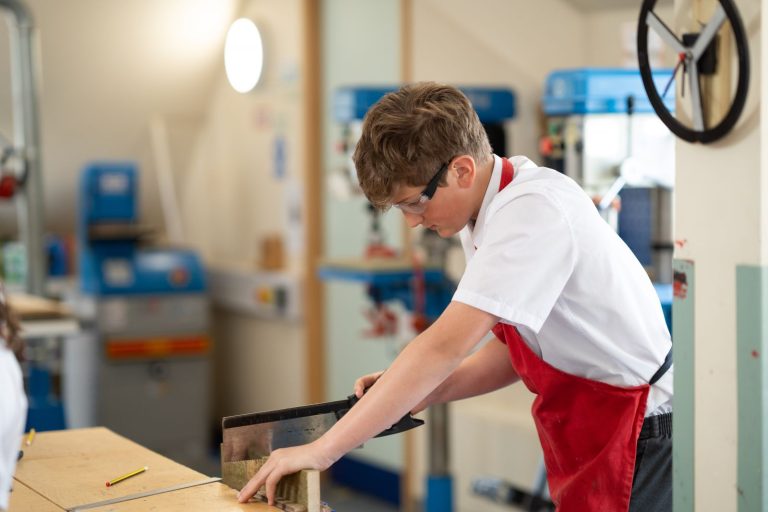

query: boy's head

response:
[353,82,492,216]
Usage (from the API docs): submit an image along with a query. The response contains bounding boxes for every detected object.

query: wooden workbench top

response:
[85,481,277,511]
[11,427,280,511]
[8,480,65,512]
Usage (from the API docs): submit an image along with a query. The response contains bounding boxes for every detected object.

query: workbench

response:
[9,292,79,338]
[9,427,279,511]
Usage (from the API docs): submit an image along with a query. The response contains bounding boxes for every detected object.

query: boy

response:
[238,82,672,511]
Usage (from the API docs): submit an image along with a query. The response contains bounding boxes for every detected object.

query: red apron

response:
[491,158,648,511]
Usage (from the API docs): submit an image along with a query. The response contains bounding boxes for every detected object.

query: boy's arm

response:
[354,337,518,413]
[411,336,519,413]
[237,301,498,504]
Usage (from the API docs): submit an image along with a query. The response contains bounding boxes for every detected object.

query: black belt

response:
[639,412,672,440]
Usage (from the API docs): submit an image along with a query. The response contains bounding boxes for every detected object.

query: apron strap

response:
[649,347,673,385]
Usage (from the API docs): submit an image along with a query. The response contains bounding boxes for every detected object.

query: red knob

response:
[539,136,554,157]
[0,175,16,198]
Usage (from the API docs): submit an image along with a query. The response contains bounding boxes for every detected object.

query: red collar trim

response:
[499,157,514,191]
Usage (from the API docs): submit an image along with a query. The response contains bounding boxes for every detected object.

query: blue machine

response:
[25,365,66,432]
[70,162,211,471]
[326,85,517,512]
[542,67,674,116]
[318,265,455,323]
[335,86,516,123]
[539,68,675,322]
[78,163,205,295]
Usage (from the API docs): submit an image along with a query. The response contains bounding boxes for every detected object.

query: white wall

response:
[413,0,587,161]
[179,1,306,271]
[212,309,305,416]
[585,5,669,67]
[673,0,763,509]
[180,0,308,418]
[0,0,239,235]
[764,0,768,262]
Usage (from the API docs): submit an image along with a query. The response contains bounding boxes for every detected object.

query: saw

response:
[221,394,424,462]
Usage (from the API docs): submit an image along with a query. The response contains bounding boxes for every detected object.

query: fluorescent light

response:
[224,18,264,93]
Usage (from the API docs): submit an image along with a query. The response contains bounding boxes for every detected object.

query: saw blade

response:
[222,412,340,462]
[221,395,424,462]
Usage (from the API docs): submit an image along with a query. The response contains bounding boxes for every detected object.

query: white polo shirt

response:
[453,155,672,417]
[0,344,26,511]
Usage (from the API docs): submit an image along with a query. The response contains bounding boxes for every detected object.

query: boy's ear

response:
[452,155,477,189]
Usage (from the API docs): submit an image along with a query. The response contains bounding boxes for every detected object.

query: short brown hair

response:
[353,82,492,209]
[0,285,22,360]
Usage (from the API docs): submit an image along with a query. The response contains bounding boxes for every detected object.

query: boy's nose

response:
[402,211,423,228]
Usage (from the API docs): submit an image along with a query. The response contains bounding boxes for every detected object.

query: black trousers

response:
[629,413,673,512]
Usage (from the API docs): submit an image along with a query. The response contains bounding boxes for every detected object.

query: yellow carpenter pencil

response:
[25,428,35,446]
[105,466,148,487]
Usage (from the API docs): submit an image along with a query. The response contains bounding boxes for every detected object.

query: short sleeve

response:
[452,191,576,333]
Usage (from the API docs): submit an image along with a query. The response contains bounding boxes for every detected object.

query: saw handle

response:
[336,394,425,438]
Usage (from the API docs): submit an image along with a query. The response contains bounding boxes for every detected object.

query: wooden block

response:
[221,457,320,512]
[14,428,207,510]
[221,458,259,491]
[256,492,307,512]
[8,479,65,512]
[84,481,281,512]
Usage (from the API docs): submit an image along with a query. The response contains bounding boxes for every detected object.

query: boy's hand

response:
[237,441,335,504]
[353,370,385,398]
[354,369,431,414]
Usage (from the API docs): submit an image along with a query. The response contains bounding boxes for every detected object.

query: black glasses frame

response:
[420,159,451,201]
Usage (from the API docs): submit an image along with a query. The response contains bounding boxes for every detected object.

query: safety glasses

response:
[392,159,451,214]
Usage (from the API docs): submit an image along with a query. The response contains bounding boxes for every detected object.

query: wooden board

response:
[14,428,207,510]
[85,481,280,512]
[8,293,72,320]
[8,479,65,512]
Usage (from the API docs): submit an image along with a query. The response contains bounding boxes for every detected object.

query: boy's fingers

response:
[354,371,384,397]
[353,377,369,397]
[237,478,256,502]
[237,480,248,502]
[238,464,267,502]
[266,469,283,505]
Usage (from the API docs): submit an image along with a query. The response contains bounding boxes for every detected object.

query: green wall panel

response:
[737,266,768,511]
[321,0,404,470]
[673,259,695,512]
